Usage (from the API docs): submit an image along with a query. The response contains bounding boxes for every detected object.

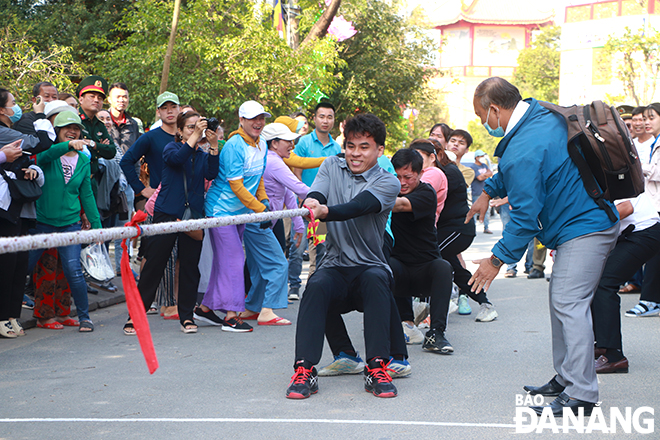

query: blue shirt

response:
[120,127,174,194]
[205,134,267,217]
[293,130,341,187]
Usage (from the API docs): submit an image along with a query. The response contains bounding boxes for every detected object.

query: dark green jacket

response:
[79,109,116,194]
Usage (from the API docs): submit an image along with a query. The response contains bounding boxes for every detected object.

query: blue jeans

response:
[288,220,308,290]
[28,222,90,322]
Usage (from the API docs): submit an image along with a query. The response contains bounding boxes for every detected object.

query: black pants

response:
[592,222,660,350]
[136,212,203,324]
[295,265,397,365]
[390,257,453,333]
[437,229,488,304]
[0,218,26,321]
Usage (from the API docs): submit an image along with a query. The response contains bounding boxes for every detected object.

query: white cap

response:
[262,123,300,142]
[238,100,271,119]
[45,100,77,118]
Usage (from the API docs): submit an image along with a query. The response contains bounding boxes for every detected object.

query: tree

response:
[605,26,660,106]
[0,26,88,106]
[512,25,560,103]
[98,0,341,127]
[467,120,499,160]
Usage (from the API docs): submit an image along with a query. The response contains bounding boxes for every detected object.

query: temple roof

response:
[425,0,555,27]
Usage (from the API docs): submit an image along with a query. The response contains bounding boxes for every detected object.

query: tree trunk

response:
[299,0,341,48]
[160,0,182,94]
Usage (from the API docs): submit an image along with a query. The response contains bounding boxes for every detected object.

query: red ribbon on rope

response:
[120,210,159,374]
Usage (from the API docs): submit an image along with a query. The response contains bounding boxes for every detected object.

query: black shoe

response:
[221,316,253,332]
[364,358,398,398]
[422,329,454,354]
[527,269,545,279]
[523,375,565,396]
[193,306,225,326]
[288,287,300,301]
[286,361,318,399]
[87,284,99,295]
[530,392,596,417]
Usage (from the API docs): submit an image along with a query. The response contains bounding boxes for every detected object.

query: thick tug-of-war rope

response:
[0,208,309,255]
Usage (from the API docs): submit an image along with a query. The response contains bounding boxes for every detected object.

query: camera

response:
[206,117,220,132]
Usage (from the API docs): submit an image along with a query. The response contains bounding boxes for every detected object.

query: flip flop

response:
[163,314,179,320]
[239,312,260,320]
[37,321,64,330]
[258,317,291,326]
[58,318,80,327]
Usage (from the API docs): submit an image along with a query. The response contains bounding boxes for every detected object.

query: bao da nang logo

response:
[514,394,655,434]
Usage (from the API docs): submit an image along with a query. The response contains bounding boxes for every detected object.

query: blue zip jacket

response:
[154,141,219,219]
[484,98,618,264]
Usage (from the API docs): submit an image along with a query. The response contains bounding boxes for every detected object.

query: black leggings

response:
[437,230,489,304]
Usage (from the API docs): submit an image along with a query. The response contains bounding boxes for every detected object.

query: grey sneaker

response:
[475,303,498,322]
[318,351,365,376]
[413,301,430,326]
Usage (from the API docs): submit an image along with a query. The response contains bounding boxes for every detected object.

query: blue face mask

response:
[484,106,504,137]
[7,104,22,123]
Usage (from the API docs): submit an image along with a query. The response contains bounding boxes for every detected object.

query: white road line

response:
[0,417,515,428]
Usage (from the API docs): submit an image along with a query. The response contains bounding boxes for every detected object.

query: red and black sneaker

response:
[364,358,398,398]
[286,361,319,399]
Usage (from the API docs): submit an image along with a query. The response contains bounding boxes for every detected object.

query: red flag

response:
[120,210,159,374]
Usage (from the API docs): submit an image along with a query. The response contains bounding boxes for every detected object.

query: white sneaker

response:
[475,303,498,322]
[402,322,424,345]
[413,301,430,326]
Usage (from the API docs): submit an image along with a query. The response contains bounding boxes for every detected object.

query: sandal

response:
[123,321,136,336]
[37,320,64,330]
[239,312,260,320]
[0,321,17,338]
[58,318,80,327]
[147,306,158,315]
[79,320,94,332]
[9,318,25,336]
[180,320,198,334]
[619,283,640,294]
[625,301,660,318]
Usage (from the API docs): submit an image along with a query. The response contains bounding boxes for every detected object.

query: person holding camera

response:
[124,112,219,335]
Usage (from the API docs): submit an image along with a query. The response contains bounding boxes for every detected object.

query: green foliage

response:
[467,119,499,160]
[0,26,88,107]
[98,0,341,127]
[512,25,560,103]
[604,27,660,106]
[321,0,435,151]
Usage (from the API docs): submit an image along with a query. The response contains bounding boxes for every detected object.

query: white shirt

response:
[634,136,654,165]
[615,192,660,232]
[504,100,531,136]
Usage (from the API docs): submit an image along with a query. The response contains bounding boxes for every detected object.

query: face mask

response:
[484,106,504,137]
[81,145,92,159]
[7,104,22,123]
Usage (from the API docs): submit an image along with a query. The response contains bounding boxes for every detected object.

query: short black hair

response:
[449,129,473,148]
[33,82,56,97]
[0,88,11,108]
[392,148,423,174]
[344,113,386,147]
[314,101,335,113]
[474,77,521,110]
[429,123,452,140]
[646,103,660,118]
[109,82,129,93]
[632,106,647,117]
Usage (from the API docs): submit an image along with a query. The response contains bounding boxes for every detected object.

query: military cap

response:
[76,75,108,98]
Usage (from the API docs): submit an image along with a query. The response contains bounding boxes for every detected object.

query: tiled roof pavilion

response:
[427,0,554,27]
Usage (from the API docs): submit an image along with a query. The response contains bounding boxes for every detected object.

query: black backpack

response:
[540,100,645,222]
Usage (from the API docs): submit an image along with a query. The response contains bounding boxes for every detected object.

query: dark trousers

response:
[136,212,203,324]
[390,257,453,333]
[437,230,488,304]
[295,265,396,365]
[0,218,25,320]
[592,222,660,350]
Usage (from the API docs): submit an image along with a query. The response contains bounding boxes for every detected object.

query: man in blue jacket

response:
[466,77,619,417]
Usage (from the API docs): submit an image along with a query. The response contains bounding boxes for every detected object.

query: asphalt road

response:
[1,216,658,439]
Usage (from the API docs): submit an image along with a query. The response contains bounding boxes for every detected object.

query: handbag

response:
[181,169,203,241]
[80,243,115,284]
[0,168,42,203]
